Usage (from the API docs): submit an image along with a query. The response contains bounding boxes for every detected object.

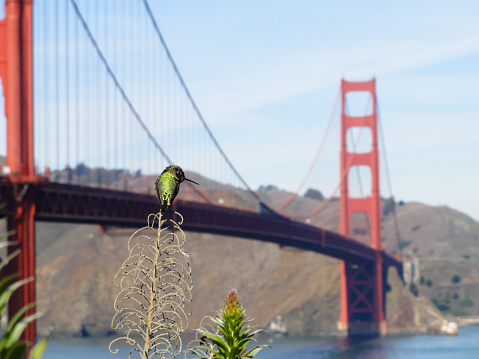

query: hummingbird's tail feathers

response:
[160,204,173,213]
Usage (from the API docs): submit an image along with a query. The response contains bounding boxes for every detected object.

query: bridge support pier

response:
[339,257,387,337]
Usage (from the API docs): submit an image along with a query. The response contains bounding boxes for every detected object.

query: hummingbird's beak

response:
[185,178,199,185]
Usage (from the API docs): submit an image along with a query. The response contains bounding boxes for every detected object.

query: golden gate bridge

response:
[0,0,402,344]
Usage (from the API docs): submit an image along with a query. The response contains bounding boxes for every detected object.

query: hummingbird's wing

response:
[172,182,180,203]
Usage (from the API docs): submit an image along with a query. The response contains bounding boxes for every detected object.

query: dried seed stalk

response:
[110,212,192,359]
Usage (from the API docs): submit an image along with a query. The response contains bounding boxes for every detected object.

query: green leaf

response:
[246,329,264,338]
[0,277,33,316]
[183,345,223,359]
[0,240,19,250]
[235,336,253,351]
[0,274,21,316]
[221,327,235,347]
[5,302,36,338]
[230,345,246,359]
[0,303,37,356]
[239,326,251,335]
[4,312,42,350]
[29,336,49,359]
[4,341,27,359]
[198,330,229,353]
[241,345,271,358]
[0,273,19,295]
[185,352,204,358]
[196,345,221,356]
[182,350,210,359]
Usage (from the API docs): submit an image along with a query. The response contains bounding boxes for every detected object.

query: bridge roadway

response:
[0,180,401,271]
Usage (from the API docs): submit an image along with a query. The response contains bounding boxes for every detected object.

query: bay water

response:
[42,325,479,358]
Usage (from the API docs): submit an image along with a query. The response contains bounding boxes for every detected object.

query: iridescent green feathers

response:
[155,165,199,212]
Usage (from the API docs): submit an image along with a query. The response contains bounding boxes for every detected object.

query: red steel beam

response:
[0,0,37,344]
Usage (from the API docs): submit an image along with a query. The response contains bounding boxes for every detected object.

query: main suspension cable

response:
[291,95,372,220]
[69,0,173,165]
[69,0,212,203]
[276,88,341,211]
[141,0,262,203]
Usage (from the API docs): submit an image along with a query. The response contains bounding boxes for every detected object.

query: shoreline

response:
[42,322,479,343]
[38,315,479,340]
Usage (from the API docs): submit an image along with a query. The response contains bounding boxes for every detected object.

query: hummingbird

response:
[155,165,199,212]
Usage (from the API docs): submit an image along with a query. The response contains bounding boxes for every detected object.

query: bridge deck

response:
[0,180,402,271]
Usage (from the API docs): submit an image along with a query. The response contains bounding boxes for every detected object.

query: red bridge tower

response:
[0,0,37,343]
[338,78,386,336]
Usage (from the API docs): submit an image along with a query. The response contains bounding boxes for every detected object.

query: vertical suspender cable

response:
[115,1,118,188]
[150,12,155,181]
[152,16,158,177]
[74,0,79,183]
[378,107,402,258]
[123,0,127,188]
[129,0,133,178]
[43,0,48,175]
[120,0,125,188]
[55,1,59,178]
[148,9,153,181]
[142,8,149,181]
[65,0,70,183]
[113,0,119,190]
[85,0,91,185]
[136,2,141,179]
[139,4,145,180]
[95,0,101,187]
[141,6,146,181]
[105,0,109,187]
[167,53,171,168]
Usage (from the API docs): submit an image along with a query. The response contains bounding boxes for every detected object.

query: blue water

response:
[43,325,479,359]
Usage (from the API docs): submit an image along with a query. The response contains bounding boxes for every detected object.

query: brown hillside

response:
[34,180,478,337]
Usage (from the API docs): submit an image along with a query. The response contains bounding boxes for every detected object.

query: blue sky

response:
[146,1,479,221]
[1,1,478,221]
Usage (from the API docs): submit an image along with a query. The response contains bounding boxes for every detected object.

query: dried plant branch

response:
[110,212,193,359]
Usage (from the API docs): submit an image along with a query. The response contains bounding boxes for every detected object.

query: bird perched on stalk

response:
[155,165,199,212]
